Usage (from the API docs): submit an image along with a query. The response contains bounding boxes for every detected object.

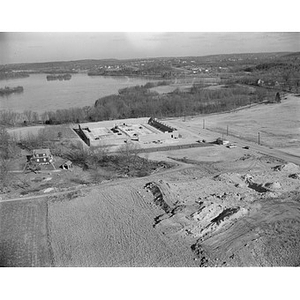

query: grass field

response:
[8,124,78,141]
[168,94,300,150]
[47,182,197,267]
[0,199,51,267]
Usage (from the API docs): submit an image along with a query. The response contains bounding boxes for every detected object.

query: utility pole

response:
[258,132,261,145]
[203,119,205,129]
[227,125,229,136]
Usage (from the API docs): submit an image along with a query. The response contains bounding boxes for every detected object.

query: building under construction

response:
[75,117,179,147]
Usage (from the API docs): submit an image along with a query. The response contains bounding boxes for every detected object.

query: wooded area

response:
[0,83,277,126]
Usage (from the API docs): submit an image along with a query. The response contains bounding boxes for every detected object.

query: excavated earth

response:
[144,155,300,267]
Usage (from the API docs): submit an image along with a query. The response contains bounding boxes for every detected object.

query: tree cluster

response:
[0,127,19,190]
[0,81,282,127]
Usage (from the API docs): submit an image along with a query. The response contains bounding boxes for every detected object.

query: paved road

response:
[175,120,300,166]
[223,134,300,166]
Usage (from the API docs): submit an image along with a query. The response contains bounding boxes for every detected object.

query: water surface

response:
[0,73,153,113]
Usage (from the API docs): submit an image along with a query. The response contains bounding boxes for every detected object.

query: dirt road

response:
[0,161,192,203]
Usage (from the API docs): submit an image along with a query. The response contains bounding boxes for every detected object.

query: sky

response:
[1,32,300,65]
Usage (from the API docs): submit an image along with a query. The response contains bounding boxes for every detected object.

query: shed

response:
[216,137,230,145]
[59,160,73,170]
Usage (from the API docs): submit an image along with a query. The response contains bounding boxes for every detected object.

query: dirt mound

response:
[289,173,300,179]
[264,181,281,190]
[214,172,247,187]
[273,163,300,173]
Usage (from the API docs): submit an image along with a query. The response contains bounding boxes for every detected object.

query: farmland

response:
[0,180,198,267]
[47,183,196,267]
[0,199,51,267]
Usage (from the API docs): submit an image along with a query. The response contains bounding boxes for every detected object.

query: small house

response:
[23,148,55,172]
[31,149,54,165]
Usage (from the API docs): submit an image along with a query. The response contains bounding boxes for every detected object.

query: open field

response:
[8,125,45,140]
[1,94,300,267]
[167,94,300,151]
[8,124,79,141]
[150,77,222,94]
[0,199,51,267]
[47,182,197,267]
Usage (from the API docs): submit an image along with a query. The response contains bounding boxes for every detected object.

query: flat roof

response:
[33,149,51,155]
[78,117,177,142]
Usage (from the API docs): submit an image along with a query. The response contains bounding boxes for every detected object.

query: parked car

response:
[227,144,237,149]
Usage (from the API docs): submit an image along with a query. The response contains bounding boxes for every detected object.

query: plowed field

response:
[47,183,197,267]
[0,199,51,267]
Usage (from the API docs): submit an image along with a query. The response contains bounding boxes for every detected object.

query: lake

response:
[0,73,154,113]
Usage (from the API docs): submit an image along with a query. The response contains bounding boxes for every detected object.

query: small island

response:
[0,72,30,81]
[0,86,24,96]
[46,74,72,81]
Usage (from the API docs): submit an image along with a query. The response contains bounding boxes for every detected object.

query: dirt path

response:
[0,162,192,203]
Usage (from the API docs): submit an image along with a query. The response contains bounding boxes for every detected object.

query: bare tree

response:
[0,158,11,190]
[32,111,40,123]
[41,112,49,123]
[0,126,19,159]
[23,110,33,124]
[0,110,19,126]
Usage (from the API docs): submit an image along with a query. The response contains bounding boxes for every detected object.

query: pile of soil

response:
[264,181,281,190]
[273,163,300,173]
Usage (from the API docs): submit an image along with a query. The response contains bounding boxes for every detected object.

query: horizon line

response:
[1,51,296,67]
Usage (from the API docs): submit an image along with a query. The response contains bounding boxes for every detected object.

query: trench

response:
[144,182,172,213]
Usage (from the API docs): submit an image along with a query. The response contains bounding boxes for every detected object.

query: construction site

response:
[74,117,179,147]
[1,93,300,268]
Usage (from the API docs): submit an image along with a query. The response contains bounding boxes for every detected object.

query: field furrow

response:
[47,185,196,267]
[0,199,51,267]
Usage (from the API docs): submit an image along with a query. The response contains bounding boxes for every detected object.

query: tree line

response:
[0,82,278,127]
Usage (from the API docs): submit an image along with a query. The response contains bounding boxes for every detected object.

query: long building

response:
[75,117,179,147]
